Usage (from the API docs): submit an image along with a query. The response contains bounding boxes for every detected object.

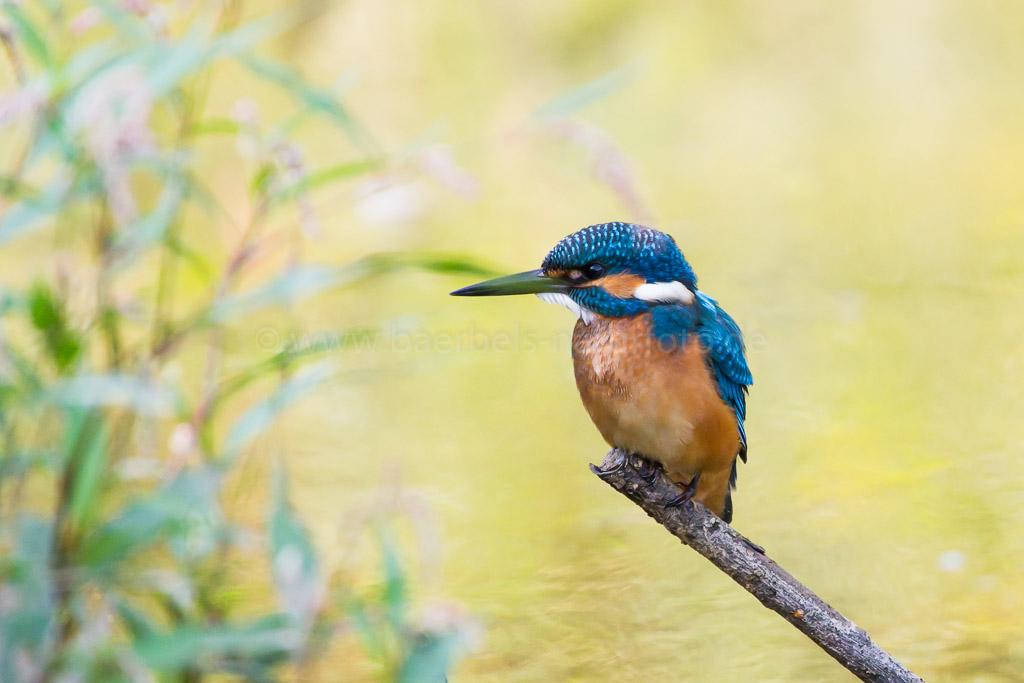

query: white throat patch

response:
[633,281,695,305]
[536,292,596,324]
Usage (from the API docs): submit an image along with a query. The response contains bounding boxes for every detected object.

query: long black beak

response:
[450,269,568,296]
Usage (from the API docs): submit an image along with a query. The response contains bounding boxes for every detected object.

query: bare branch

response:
[591,448,924,683]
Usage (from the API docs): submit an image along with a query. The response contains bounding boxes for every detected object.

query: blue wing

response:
[695,292,752,462]
[649,294,752,461]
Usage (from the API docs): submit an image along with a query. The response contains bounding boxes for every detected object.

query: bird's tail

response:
[722,457,739,523]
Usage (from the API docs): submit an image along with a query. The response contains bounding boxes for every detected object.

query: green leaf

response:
[79,469,220,568]
[109,181,184,269]
[114,597,157,641]
[2,4,52,68]
[0,175,40,200]
[236,56,345,124]
[215,323,379,405]
[63,409,109,530]
[27,281,81,372]
[344,598,386,660]
[239,55,378,154]
[132,616,298,671]
[0,517,54,680]
[249,162,275,196]
[166,231,214,282]
[24,106,78,167]
[0,449,59,480]
[177,168,228,221]
[273,65,361,138]
[222,361,336,459]
[333,252,496,288]
[0,177,70,247]
[210,265,346,322]
[190,117,241,137]
[47,374,177,415]
[143,20,217,96]
[0,286,22,315]
[211,254,492,322]
[145,7,302,97]
[378,529,407,632]
[0,337,43,398]
[268,159,383,206]
[269,463,322,628]
[79,498,172,568]
[58,39,124,93]
[390,252,496,277]
[398,632,460,683]
[89,0,154,41]
[533,62,639,121]
[212,7,303,55]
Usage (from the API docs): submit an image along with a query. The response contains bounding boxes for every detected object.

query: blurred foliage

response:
[0,1,481,680]
[3,0,1024,681]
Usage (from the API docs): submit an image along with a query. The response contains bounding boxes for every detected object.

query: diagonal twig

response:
[591,448,924,683]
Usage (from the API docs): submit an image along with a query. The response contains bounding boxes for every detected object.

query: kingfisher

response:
[451,222,752,522]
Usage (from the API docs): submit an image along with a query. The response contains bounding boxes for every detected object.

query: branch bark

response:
[591,449,923,683]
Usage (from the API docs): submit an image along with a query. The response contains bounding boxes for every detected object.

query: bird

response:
[450,222,752,522]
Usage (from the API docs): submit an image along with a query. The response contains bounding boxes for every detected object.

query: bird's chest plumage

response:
[571,314,738,480]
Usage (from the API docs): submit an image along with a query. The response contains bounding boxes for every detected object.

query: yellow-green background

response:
[22,1,1024,680]
[273,1,1024,680]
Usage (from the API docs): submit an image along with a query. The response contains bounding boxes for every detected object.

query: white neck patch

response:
[536,292,596,324]
[633,281,694,305]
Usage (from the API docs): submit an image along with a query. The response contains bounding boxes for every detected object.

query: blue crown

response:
[541,222,697,288]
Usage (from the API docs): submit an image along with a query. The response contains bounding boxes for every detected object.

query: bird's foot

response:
[591,450,629,477]
[665,472,701,508]
[631,455,663,485]
[591,461,620,478]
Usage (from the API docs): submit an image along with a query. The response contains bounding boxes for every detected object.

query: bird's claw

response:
[632,456,662,485]
[591,451,629,477]
[665,472,701,508]
[590,460,623,477]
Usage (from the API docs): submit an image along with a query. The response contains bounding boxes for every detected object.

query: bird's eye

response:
[582,263,606,281]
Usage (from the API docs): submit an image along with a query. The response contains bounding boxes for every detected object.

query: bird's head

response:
[450,222,697,322]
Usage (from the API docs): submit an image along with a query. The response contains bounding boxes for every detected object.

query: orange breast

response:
[572,314,739,514]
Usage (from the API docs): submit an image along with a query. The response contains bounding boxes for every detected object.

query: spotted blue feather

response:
[649,293,752,467]
[695,292,751,462]
[542,222,697,288]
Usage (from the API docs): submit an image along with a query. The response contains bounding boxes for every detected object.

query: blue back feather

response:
[694,292,751,462]
[650,293,752,463]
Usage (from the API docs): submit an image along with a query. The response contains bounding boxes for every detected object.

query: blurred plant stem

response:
[45,409,102,681]
[150,0,243,365]
[95,203,122,370]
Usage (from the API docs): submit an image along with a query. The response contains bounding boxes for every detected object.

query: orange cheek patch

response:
[588,272,646,298]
